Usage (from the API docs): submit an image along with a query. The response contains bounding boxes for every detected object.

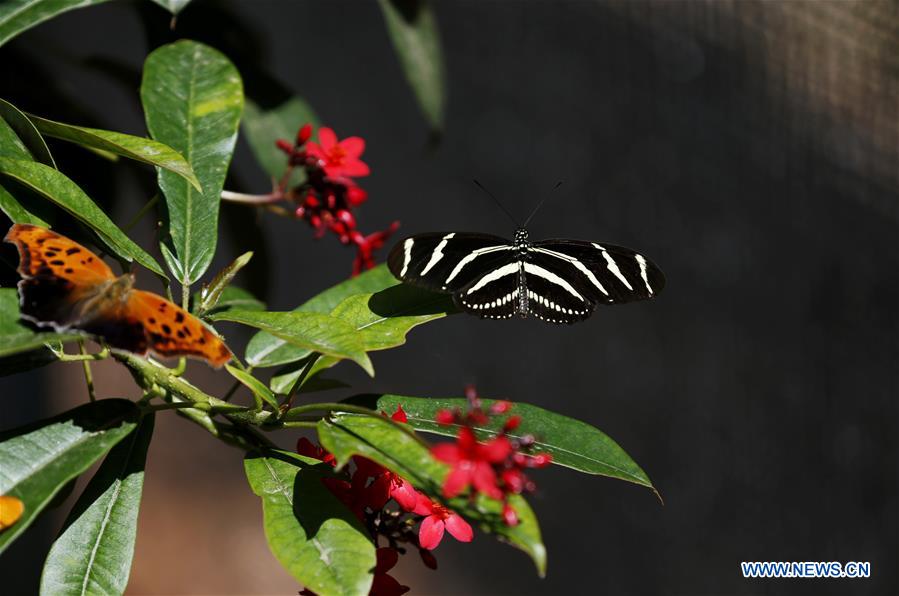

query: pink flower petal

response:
[419,516,445,550]
[471,462,503,500]
[412,495,435,516]
[442,464,472,498]
[391,479,420,511]
[339,158,370,178]
[480,436,512,463]
[430,443,462,464]
[318,127,337,150]
[338,136,365,157]
[444,513,473,543]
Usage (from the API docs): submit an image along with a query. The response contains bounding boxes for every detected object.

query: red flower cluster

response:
[432,386,553,526]
[296,407,473,595]
[276,124,398,275]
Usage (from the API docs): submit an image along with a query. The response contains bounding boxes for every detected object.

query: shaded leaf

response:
[317,413,546,575]
[377,0,446,131]
[0,399,139,554]
[356,394,654,490]
[226,364,279,410]
[212,310,373,376]
[0,0,110,48]
[0,182,49,226]
[0,288,82,358]
[0,157,167,277]
[141,40,244,285]
[244,450,375,595]
[0,347,58,377]
[40,413,154,596]
[195,251,252,316]
[245,264,398,368]
[0,98,54,167]
[28,114,201,190]
[270,363,348,395]
[243,97,317,183]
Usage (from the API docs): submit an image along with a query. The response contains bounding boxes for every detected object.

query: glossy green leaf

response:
[141,40,244,286]
[270,364,348,395]
[0,0,111,48]
[212,310,373,376]
[0,157,166,277]
[0,112,33,161]
[0,288,82,358]
[275,285,454,388]
[40,413,154,596]
[357,394,654,490]
[195,251,253,316]
[317,413,546,575]
[377,0,446,131]
[0,399,140,554]
[0,98,54,166]
[149,0,192,14]
[28,114,201,190]
[194,285,264,320]
[244,450,376,595]
[243,97,317,182]
[245,264,398,368]
[0,182,49,226]
[226,364,278,410]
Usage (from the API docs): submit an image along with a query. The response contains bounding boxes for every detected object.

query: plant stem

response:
[280,354,321,413]
[78,340,97,401]
[123,194,159,233]
[221,190,283,204]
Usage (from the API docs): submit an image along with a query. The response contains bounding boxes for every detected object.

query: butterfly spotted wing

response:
[5,224,231,366]
[388,229,664,324]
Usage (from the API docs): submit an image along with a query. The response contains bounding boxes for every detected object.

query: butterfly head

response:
[513,228,529,246]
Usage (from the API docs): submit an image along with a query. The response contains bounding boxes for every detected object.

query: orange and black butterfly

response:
[4,224,231,367]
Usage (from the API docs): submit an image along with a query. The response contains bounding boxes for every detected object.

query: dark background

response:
[1,1,897,594]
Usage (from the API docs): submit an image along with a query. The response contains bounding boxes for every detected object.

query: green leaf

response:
[0,157,167,277]
[244,450,376,595]
[0,347,58,377]
[195,251,252,316]
[0,399,140,554]
[28,114,201,190]
[212,310,373,376]
[0,98,54,167]
[243,97,317,182]
[0,0,112,48]
[276,285,454,388]
[0,288,82,358]
[377,0,446,131]
[0,182,49,226]
[40,413,154,596]
[225,364,279,410]
[245,264,398,368]
[357,394,655,490]
[317,413,546,575]
[270,365,348,395]
[149,0,192,14]
[194,285,264,319]
[141,40,244,286]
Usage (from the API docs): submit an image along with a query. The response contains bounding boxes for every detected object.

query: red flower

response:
[352,222,400,275]
[296,437,336,467]
[306,127,370,179]
[370,548,410,596]
[431,428,511,500]
[354,454,421,512]
[413,497,473,550]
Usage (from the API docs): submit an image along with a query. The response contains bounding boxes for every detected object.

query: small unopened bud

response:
[346,185,368,206]
[435,409,456,425]
[502,502,519,526]
[503,415,522,431]
[276,139,294,154]
[490,400,513,414]
[297,123,313,145]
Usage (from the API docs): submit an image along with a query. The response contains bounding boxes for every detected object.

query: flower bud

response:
[276,139,294,154]
[435,409,456,425]
[346,185,368,206]
[502,502,519,526]
[490,400,513,414]
[297,123,313,145]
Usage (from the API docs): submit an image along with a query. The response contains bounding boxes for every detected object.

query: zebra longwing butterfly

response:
[387,228,665,324]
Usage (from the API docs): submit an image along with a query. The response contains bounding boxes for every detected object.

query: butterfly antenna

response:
[473,179,520,228]
[522,180,563,228]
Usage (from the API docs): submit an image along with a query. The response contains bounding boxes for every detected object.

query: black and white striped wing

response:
[387,233,514,293]
[529,239,665,305]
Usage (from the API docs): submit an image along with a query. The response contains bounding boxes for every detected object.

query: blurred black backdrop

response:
[1,1,897,594]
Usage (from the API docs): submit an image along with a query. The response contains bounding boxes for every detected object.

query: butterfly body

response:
[388,228,664,325]
[5,224,231,366]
